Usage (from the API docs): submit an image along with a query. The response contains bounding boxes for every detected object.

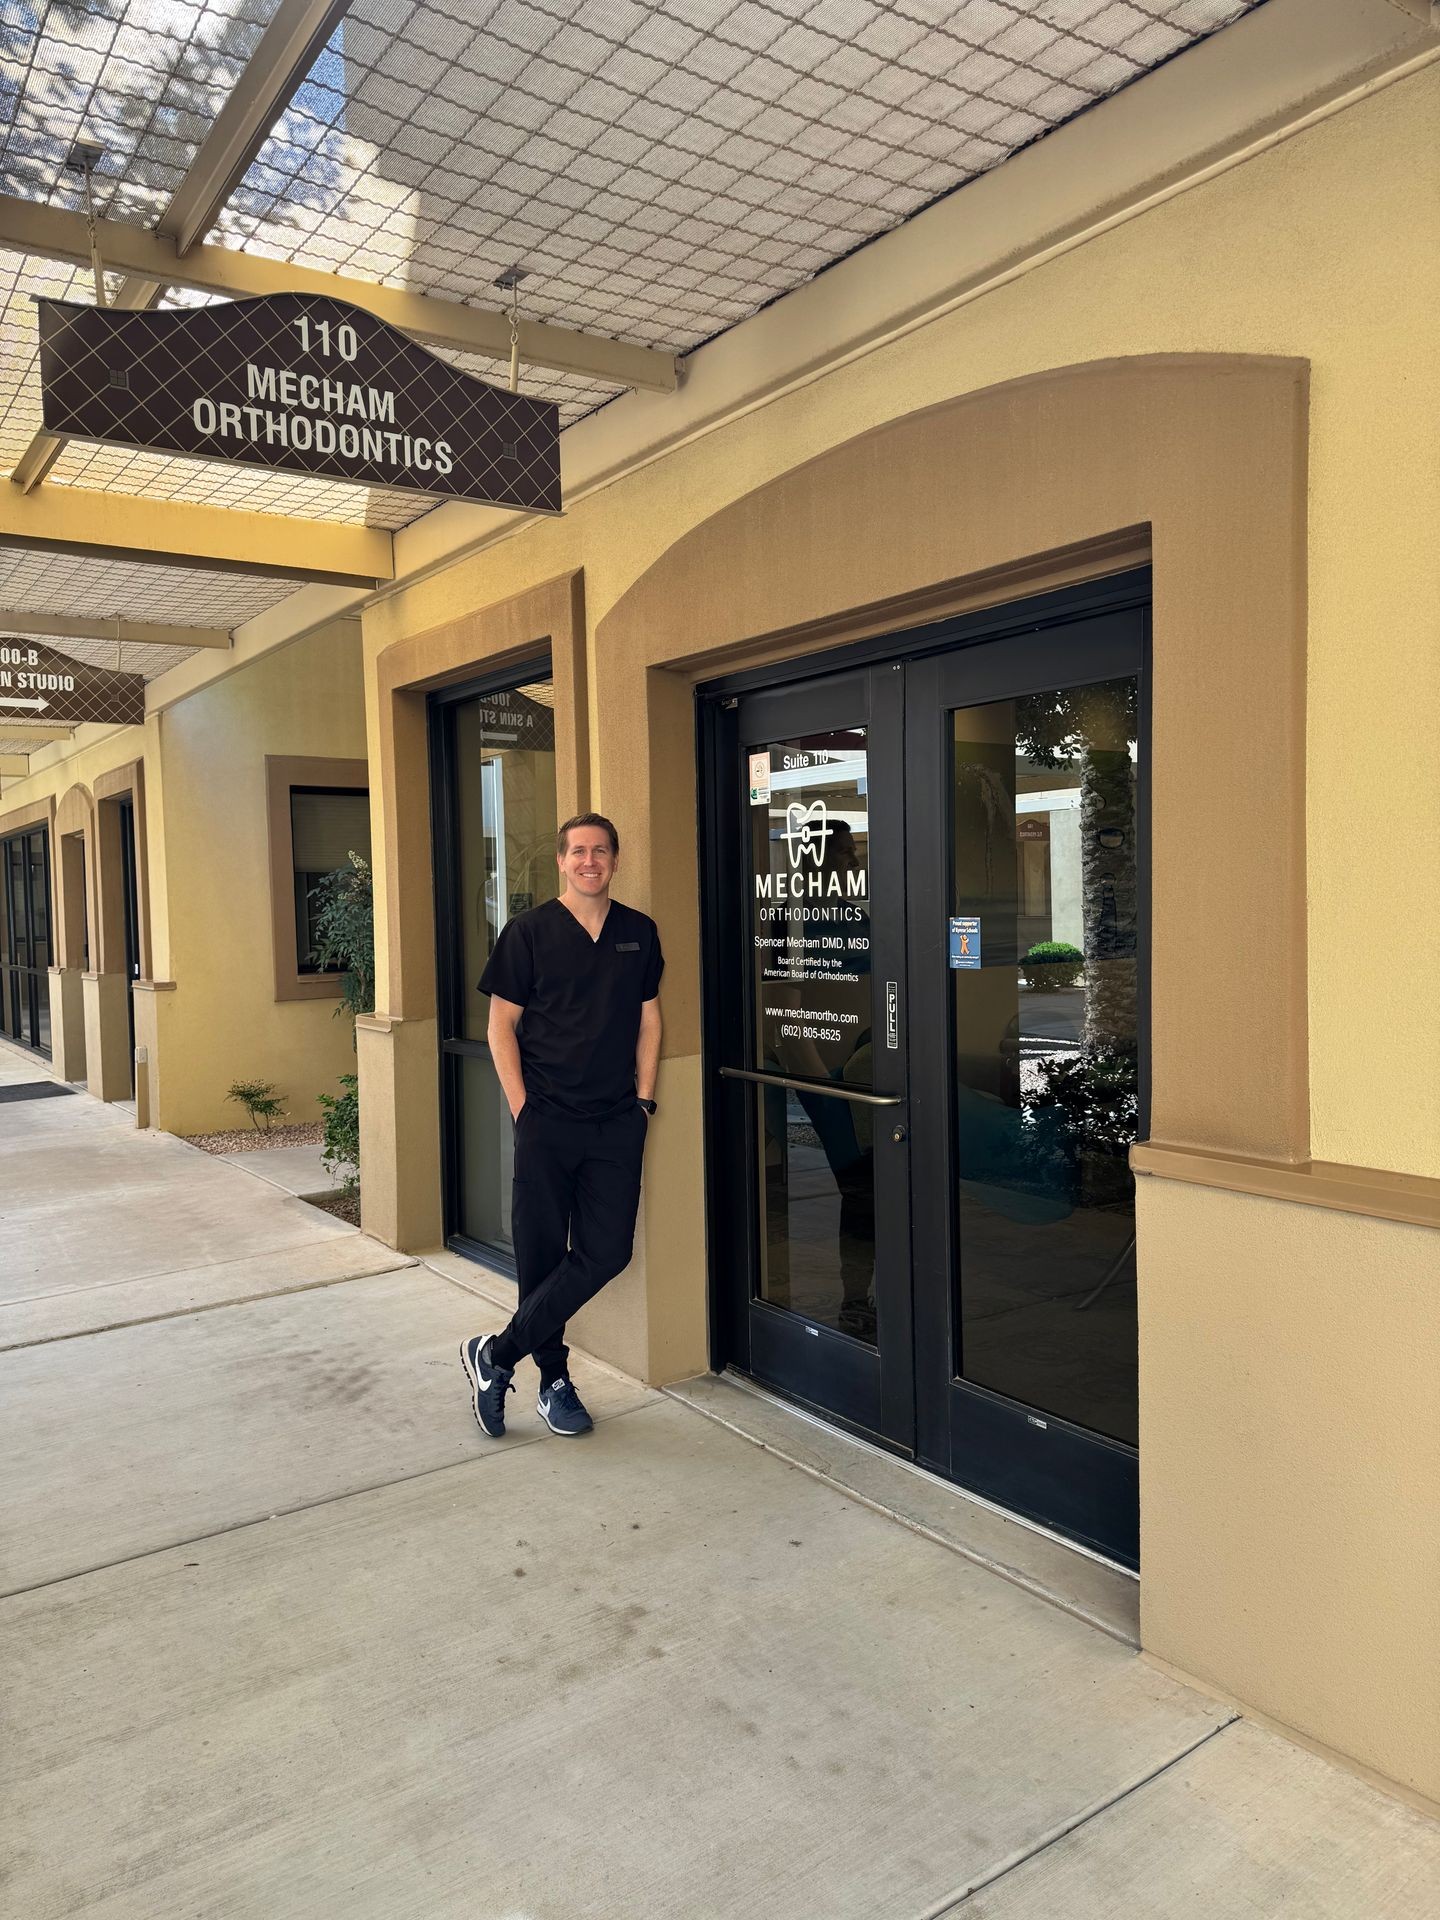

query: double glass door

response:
[2,825,52,1056]
[705,599,1145,1566]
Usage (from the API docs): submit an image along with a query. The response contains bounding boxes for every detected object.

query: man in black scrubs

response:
[460,812,663,1438]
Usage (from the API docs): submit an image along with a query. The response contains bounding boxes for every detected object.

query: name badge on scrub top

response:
[615,941,640,951]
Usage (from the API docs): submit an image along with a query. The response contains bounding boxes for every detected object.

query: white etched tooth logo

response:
[784,798,827,868]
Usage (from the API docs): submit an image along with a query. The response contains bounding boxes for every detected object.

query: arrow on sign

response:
[0,696,50,711]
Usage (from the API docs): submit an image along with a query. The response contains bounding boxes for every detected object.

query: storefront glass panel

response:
[1,826,52,1056]
[432,671,557,1265]
[749,731,877,1341]
[950,677,1139,1447]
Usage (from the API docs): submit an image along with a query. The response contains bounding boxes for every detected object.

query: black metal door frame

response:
[698,568,1150,1560]
[428,653,552,1272]
[118,797,140,1092]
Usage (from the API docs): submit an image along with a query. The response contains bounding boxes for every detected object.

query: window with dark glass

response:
[291,787,372,973]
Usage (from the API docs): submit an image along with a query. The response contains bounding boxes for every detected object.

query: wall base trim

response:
[1133,1141,1440,1230]
[1142,1651,1440,1822]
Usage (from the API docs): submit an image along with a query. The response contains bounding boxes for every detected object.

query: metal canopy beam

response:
[159,0,355,259]
[0,725,74,746]
[14,1,358,493]
[0,485,393,587]
[0,609,231,649]
[0,196,679,393]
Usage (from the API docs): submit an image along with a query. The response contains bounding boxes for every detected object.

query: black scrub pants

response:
[492,1102,648,1379]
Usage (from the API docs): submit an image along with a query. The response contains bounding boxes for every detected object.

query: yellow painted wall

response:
[0,721,154,827]
[0,717,158,960]
[369,64,1440,1184]
[154,618,367,1135]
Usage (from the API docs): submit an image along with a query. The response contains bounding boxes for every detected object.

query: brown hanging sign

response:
[36,291,562,513]
[0,639,145,727]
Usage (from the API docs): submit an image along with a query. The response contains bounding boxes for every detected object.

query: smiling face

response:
[558,824,618,900]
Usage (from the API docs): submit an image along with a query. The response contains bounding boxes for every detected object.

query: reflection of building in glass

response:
[1016,760,1083,956]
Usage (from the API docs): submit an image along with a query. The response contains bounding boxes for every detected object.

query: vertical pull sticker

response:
[885,979,899,1049]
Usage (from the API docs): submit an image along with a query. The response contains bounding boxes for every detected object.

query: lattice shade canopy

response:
[0,0,1265,692]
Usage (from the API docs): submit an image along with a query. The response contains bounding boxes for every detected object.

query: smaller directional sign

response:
[0,640,144,727]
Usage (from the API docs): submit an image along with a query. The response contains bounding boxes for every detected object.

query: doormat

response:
[0,1082,76,1102]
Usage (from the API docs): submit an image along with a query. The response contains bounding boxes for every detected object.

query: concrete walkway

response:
[2,1047,1437,1918]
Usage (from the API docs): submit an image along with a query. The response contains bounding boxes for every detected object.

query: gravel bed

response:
[303,1187,361,1226]
[182,1122,325,1156]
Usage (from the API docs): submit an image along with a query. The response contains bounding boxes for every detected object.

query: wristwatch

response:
[637,1097,658,1115]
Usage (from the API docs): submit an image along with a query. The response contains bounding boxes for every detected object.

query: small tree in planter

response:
[306,854,375,1193]
[315,1075,360,1194]
[226,1079,287,1135]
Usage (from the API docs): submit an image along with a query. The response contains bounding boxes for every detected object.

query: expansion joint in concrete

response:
[920,1718,1242,1916]
[0,1396,664,1604]
[0,1261,420,1351]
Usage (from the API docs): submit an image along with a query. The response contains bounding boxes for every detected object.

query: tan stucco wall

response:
[355,69,1438,1801]
[152,618,368,1135]
[1139,1175,1440,1803]
[367,64,1440,1185]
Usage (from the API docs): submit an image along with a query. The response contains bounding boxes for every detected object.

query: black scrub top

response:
[479,896,664,1120]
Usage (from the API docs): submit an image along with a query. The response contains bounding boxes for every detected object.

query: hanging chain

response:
[81,156,106,309]
[508,282,521,394]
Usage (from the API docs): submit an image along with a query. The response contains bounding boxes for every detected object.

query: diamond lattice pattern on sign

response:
[0,249,422,521]
[38,291,561,509]
[211,0,1263,358]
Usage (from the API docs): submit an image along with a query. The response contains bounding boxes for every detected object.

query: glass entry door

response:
[430,664,559,1266]
[906,619,1143,1565]
[704,597,1145,1566]
[1,825,52,1056]
[709,667,914,1444]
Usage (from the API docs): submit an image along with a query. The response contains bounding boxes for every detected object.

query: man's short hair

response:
[557,812,619,858]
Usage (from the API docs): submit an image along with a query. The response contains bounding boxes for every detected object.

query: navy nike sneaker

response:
[537,1376,594,1436]
[460,1334,513,1437]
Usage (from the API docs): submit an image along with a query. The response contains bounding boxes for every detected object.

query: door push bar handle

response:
[718,1065,904,1109]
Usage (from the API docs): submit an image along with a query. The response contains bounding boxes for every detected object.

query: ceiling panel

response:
[0,0,287,227]
[0,545,294,630]
[0,0,1267,629]
[211,0,1262,355]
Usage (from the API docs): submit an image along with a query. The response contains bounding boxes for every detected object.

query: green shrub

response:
[306,853,375,1020]
[317,1073,360,1193]
[1020,940,1084,989]
[308,855,373,1201]
[226,1079,287,1134]
[1029,1044,1139,1208]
